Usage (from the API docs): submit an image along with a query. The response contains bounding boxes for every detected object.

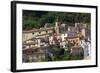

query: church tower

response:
[55,16,60,35]
[81,24,87,38]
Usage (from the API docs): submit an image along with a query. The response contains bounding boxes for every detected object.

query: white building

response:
[80,40,91,59]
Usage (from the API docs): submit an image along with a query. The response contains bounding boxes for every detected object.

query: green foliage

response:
[23,10,91,30]
[43,46,84,61]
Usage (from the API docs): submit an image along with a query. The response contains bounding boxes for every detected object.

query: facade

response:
[71,46,83,56]
[23,27,54,42]
[65,36,80,46]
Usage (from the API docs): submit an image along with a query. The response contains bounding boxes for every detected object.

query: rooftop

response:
[23,27,54,33]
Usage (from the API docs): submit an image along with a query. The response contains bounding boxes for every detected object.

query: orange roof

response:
[23,27,54,33]
[65,36,80,39]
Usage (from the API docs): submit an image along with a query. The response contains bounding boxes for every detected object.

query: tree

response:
[23,10,91,30]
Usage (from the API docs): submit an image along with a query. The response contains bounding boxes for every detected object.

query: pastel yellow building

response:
[65,36,80,46]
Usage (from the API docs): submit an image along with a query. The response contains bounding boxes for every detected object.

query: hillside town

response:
[22,17,91,62]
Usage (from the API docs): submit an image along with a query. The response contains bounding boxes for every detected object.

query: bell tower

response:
[55,16,60,35]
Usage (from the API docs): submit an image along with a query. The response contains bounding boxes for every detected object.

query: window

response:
[39,32,41,34]
[32,32,34,35]
[46,31,48,33]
